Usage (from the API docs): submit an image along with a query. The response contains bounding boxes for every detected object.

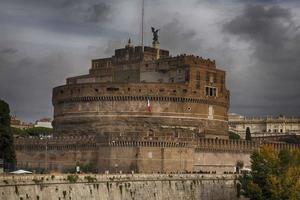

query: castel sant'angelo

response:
[14,30,299,173]
[53,36,229,139]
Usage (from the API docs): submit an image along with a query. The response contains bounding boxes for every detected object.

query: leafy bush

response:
[67,175,79,183]
[229,131,240,140]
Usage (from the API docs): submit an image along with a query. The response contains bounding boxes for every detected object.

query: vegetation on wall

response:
[0,99,16,170]
[239,145,300,200]
[229,131,240,140]
[12,127,53,137]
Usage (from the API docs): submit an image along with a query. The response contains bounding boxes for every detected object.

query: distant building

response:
[229,113,300,138]
[10,116,34,129]
[34,118,52,129]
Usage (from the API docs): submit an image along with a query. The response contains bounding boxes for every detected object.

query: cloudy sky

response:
[1,0,300,122]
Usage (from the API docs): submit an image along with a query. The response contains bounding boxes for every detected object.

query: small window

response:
[174,132,179,138]
[95,88,98,92]
[196,71,200,80]
[196,82,200,89]
[205,86,217,97]
[60,90,64,94]
[173,90,176,93]
[128,88,130,91]
[280,129,283,133]
[106,87,119,91]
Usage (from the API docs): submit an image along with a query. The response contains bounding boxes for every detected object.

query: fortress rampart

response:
[14,136,300,174]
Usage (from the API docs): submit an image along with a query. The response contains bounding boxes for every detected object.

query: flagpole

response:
[141,0,144,52]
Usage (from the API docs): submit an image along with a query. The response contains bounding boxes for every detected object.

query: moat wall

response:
[0,174,244,200]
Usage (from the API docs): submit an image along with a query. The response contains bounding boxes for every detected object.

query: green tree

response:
[239,145,300,200]
[11,127,28,137]
[25,127,53,137]
[0,100,16,170]
[246,127,251,141]
[229,131,240,140]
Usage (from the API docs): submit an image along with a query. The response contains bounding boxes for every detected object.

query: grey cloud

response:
[224,4,300,116]
[0,48,17,55]
[1,0,113,25]
[224,5,292,45]
[0,44,89,122]
[159,18,202,55]
[86,3,112,23]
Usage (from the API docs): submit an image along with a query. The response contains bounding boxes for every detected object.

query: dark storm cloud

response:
[0,46,76,121]
[1,0,300,122]
[1,0,113,25]
[159,19,202,55]
[224,4,300,116]
[87,3,112,23]
[0,48,18,55]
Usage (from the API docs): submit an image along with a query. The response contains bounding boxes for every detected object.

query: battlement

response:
[14,137,300,152]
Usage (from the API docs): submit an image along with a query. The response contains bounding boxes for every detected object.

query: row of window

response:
[61,86,219,96]
[195,71,225,84]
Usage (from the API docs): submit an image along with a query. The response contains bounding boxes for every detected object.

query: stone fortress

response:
[53,39,229,139]
[14,33,300,174]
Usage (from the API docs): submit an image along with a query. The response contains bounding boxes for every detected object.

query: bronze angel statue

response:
[151,27,160,42]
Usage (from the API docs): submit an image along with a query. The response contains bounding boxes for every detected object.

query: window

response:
[196,71,200,80]
[106,87,119,91]
[196,82,200,89]
[205,86,217,97]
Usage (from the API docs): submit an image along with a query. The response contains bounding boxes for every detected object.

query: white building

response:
[229,113,300,138]
[34,118,52,129]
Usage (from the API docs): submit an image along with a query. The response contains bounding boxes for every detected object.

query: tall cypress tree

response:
[0,99,16,170]
[246,127,251,141]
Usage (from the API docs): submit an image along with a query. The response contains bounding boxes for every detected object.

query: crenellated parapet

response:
[14,137,300,152]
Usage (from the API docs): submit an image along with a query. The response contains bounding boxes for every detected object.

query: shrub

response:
[67,175,79,183]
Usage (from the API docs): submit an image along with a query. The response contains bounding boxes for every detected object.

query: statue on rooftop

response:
[151,27,160,43]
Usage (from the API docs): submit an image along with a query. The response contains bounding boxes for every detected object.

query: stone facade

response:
[53,41,229,139]
[0,174,245,200]
[229,113,300,138]
[14,136,300,174]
